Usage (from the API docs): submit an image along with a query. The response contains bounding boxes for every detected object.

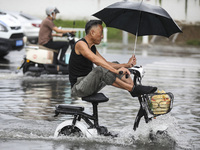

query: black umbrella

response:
[93,1,182,53]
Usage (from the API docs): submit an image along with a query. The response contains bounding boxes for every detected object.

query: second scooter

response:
[19,33,75,76]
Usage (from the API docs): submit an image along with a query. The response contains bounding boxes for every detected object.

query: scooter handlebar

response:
[62,32,75,37]
[119,71,123,75]
[118,66,144,79]
[118,71,129,78]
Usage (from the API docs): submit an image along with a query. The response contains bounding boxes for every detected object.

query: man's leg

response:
[59,43,69,62]
[71,66,117,97]
[44,41,69,63]
[112,77,133,92]
[112,73,157,97]
[72,66,157,97]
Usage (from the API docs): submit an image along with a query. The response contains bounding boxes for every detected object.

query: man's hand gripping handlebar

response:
[118,67,130,79]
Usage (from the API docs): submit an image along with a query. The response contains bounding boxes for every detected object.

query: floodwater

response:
[0,46,200,150]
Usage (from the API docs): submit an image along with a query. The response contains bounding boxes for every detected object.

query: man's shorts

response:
[71,66,122,97]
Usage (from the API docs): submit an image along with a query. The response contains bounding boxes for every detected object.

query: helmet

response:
[46,7,60,16]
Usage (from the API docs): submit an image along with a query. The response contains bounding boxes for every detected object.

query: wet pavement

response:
[0,46,200,150]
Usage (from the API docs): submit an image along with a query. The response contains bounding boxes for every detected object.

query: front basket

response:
[145,92,174,116]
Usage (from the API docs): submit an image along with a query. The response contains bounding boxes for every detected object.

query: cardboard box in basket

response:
[151,90,171,115]
[26,46,54,64]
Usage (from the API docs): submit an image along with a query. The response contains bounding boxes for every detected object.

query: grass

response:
[186,40,200,46]
[106,27,122,41]
[54,19,126,42]
[54,19,87,28]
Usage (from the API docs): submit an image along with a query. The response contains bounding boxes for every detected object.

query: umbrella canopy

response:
[93,1,182,38]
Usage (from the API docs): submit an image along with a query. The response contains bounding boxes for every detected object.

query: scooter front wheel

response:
[22,62,34,74]
[23,62,43,76]
[24,71,41,77]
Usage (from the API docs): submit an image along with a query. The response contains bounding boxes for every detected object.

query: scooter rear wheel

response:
[58,125,83,137]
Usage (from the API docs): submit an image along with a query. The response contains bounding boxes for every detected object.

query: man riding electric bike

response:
[38,6,75,65]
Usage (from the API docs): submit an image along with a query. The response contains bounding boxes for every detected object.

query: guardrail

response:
[54,27,150,46]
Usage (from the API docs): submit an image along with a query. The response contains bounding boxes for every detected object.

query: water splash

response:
[115,114,192,149]
[0,112,193,149]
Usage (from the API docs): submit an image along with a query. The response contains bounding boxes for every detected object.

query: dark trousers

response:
[44,40,69,64]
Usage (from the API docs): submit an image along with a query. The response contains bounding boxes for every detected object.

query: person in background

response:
[38,6,75,65]
[69,20,157,98]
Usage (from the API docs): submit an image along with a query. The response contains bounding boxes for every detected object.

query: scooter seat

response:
[82,93,109,103]
[28,44,58,53]
[57,104,84,111]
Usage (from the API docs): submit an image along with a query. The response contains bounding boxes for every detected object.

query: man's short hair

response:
[85,20,103,35]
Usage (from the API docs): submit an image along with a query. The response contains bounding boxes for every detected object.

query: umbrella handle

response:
[134,0,143,54]
[134,33,138,54]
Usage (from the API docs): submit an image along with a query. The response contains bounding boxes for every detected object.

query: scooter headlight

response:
[0,23,8,32]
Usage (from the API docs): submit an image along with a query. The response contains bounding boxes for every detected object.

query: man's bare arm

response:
[96,51,136,69]
[76,41,130,75]
[52,26,75,36]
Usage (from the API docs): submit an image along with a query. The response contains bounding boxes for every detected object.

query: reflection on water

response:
[0,77,73,121]
[0,58,11,70]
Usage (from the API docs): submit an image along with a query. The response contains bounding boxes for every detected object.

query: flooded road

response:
[0,47,200,150]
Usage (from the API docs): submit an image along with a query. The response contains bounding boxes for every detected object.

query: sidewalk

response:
[101,42,200,58]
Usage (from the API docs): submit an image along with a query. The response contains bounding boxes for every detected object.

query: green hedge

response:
[54,19,140,43]
[54,19,123,42]
[186,40,200,46]
[54,19,87,28]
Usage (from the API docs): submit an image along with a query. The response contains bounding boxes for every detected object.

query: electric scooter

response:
[54,66,174,138]
[18,33,75,76]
